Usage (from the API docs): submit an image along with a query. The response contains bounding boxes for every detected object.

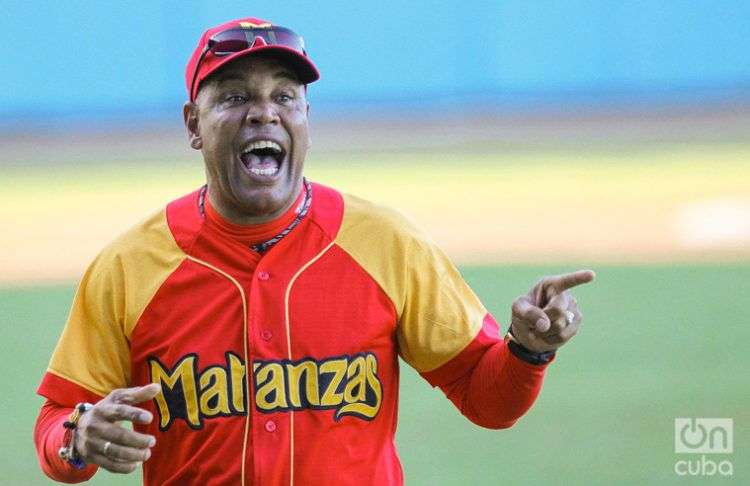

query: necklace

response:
[198,178,313,254]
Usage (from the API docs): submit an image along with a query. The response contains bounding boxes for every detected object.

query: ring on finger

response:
[564,310,575,326]
[103,441,112,456]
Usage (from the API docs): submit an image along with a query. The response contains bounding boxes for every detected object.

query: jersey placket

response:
[248,262,292,485]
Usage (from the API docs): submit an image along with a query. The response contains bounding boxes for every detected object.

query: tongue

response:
[242,153,278,169]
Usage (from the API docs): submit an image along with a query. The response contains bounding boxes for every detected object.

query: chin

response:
[232,183,291,219]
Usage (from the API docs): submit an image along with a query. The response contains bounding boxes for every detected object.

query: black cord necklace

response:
[198,178,313,254]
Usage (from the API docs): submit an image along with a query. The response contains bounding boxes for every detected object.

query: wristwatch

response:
[504,326,556,365]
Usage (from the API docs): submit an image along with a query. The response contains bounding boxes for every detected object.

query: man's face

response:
[184,55,310,224]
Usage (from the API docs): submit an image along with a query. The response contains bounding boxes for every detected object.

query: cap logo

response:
[239,21,272,29]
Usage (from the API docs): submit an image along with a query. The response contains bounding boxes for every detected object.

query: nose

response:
[246,101,279,126]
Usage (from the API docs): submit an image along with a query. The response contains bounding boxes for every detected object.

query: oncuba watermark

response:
[674,418,733,477]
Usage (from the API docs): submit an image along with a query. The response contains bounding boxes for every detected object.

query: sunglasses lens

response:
[212,39,248,55]
[270,27,305,52]
[210,29,250,55]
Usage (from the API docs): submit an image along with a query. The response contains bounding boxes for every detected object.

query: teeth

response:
[243,140,282,154]
[250,166,279,176]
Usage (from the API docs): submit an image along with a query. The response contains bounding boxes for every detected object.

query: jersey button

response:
[258,271,270,281]
[264,420,277,432]
[261,330,273,341]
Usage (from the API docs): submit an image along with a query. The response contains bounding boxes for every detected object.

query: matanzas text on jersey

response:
[148,351,383,430]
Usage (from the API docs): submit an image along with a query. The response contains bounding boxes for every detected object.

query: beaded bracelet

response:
[58,402,94,469]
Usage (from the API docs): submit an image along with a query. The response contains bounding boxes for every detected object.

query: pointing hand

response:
[510,270,595,353]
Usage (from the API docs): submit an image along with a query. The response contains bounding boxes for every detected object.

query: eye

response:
[225,94,247,104]
[275,92,294,103]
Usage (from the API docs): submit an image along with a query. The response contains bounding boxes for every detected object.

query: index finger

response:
[109,383,162,405]
[96,403,154,424]
[545,269,596,295]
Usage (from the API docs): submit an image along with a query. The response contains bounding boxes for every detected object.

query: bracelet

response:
[504,327,556,365]
[58,402,94,469]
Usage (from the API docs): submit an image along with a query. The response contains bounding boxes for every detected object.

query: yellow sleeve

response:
[335,194,487,373]
[45,209,185,397]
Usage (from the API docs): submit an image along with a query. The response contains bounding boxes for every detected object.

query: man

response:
[34,17,594,485]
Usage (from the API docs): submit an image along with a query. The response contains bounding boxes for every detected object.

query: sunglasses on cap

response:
[190,25,307,101]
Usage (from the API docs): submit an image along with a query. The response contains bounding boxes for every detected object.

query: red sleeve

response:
[34,399,99,483]
[420,314,551,429]
[38,371,104,407]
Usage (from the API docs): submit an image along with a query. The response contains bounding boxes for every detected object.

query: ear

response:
[183,101,202,150]
[306,102,312,148]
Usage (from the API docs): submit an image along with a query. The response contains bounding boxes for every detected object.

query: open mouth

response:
[240,140,285,177]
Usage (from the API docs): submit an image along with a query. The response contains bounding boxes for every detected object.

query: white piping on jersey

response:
[283,241,335,486]
[186,256,251,486]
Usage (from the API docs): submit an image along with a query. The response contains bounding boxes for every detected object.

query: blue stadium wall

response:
[3,0,749,123]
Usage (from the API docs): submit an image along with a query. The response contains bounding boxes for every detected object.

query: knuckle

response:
[85,421,101,435]
[118,405,137,421]
[104,404,120,418]
[121,446,140,461]
[123,446,140,462]
[110,426,127,443]
[91,404,106,418]
[108,445,123,460]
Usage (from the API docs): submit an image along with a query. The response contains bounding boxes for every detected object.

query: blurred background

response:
[2,1,748,484]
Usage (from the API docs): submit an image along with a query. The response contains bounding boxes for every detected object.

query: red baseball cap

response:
[185,17,320,101]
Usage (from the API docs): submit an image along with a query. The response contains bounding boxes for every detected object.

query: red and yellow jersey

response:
[38,182,512,485]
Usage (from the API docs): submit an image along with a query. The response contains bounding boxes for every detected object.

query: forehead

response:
[209,55,301,86]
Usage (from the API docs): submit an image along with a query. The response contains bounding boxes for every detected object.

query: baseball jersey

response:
[38,182,543,485]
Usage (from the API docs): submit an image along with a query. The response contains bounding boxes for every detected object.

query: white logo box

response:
[675,418,733,454]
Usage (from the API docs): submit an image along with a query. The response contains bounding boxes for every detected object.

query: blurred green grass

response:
[4,264,747,485]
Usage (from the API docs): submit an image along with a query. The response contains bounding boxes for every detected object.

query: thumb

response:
[113,383,162,405]
[512,298,552,333]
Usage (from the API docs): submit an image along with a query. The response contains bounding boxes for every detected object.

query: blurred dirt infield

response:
[2,107,749,284]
